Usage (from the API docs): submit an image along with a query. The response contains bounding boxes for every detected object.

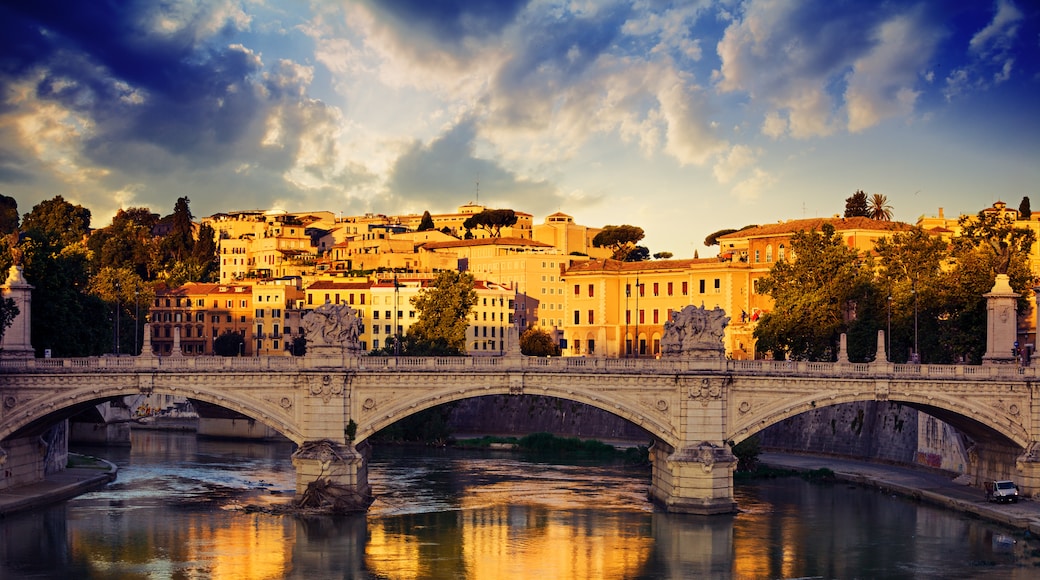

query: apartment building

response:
[561,259,754,359]
[150,283,254,356]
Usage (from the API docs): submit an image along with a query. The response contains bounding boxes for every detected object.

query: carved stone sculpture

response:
[303,302,363,354]
[661,305,729,358]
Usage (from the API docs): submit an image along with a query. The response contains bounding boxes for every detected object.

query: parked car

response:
[985,480,1019,503]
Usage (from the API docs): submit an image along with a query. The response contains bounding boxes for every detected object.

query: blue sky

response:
[1,0,1038,256]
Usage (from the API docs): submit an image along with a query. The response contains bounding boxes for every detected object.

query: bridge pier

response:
[291,440,372,511]
[648,441,738,515]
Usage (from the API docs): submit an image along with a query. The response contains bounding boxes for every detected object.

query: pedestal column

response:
[1,265,34,358]
[983,274,1019,365]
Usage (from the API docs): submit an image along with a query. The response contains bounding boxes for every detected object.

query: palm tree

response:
[868,194,893,221]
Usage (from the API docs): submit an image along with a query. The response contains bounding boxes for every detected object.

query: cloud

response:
[845,9,939,132]
[716,0,940,137]
[713,144,757,184]
[945,0,1024,99]
[386,117,575,216]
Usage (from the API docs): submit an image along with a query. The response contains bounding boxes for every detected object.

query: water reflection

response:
[2,432,1038,579]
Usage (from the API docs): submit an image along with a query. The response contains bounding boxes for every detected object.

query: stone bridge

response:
[3,334,1040,514]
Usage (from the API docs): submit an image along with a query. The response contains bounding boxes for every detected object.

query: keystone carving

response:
[307,374,344,403]
[686,377,728,405]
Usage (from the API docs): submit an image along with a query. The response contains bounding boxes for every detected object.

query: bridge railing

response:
[2,353,1039,379]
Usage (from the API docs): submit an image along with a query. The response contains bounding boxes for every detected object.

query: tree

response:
[0,194,18,235]
[161,197,195,265]
[753,223,874,361]
[1020,196,1032,220]
[87,267,154,355]
[417,211,436,232]
[87,207,161,280]
[520,328,561,356]
[868,194,893,221]
[213,331,245,356]
[405,270,478,355]
[462,209,518,238]
[844,190,869,218]
[21,195,91,249]
[653,251,673,259]
[625,245,650,262]
[704,228,738,247]
[0,296,17,345]
[955,210,1036,275]
[592,225,645,261]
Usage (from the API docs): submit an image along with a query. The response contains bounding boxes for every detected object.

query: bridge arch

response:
[0,376,305,444]
[727,389,1029,451]
[352,372,680,449]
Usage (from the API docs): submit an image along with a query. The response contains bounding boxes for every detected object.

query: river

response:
[2,430,1039,579]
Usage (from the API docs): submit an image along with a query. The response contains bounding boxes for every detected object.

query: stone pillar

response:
[983,274,1019,365]
[648,441,737,514]
[291,440,372,511]
[836,333,849,363]
[1017,442,1040,498]
[171,325,184,357]
[1,265,34,358]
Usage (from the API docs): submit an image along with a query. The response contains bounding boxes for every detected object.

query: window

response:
[626,310,631,324]
[639,283,645,297]
[574,339,582,353]
[653,282,659,296]
[385,310,391,319]
[653,309,659,324]
[699,280,705,294]
[714,278,721,294]
[682,281,688,295]
[384,325,391,334]
[373,339,380,349]
[667,282,673,296]
[778,244,786,261]
[587,310,594,324]
[574,284,580,295]
[588,284,594,297]
[639,310,645,324]
[373,325,380,334]
[754,249,760,263]
[256,309,264,318]
[766,245,773,262]
[588,339,595,354]
[373,311,380,319]
[574,310,580,325]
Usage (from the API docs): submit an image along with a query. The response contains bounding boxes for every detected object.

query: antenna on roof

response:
[475,173,480,204]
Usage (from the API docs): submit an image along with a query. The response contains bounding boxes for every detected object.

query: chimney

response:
[939,207,944,219]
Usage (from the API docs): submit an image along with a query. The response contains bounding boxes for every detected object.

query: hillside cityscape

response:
[1,192,1035,367]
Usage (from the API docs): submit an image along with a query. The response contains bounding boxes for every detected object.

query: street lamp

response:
[912,279,919,364]
[114,280,121,355]
[887,295,891,360]
[134,288,140,355]
[625,279,630,358]
[634,276,640,358]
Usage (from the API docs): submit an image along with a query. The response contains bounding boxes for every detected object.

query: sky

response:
[1,1,1038,257]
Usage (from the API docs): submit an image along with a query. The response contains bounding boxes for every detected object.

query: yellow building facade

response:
[560,259,755,359]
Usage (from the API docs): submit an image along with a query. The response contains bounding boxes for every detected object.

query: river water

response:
[3,430,1040,579]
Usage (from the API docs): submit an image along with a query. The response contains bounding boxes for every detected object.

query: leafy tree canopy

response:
[213,331,245,356]
[592,224,645,260]
[0,194,18,235]
[418,210,436,232]
[653,251,673,259]
[520,328,561,356]
[843,190,869,218]
[753,223,874,361]
[462,209,517,238]
[1019,196,1032,220]
[406,270,478,355]
[22,195,91,249]
[625,245,650,262]
[704,228,738,247]
[955,210,1036,275]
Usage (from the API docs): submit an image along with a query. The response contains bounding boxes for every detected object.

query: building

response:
[532,211,611,259]
[252,279,305,356]
[560,258,754,359]
[150,283,255,356]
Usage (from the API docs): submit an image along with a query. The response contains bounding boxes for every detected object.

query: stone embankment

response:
[761,452,1040,535]
[0,454,117,516]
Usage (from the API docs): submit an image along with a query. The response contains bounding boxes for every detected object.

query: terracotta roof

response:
[421,237,552,250]
[564,258,719,274]
[717,216,911,239]
[306,280,372,290]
